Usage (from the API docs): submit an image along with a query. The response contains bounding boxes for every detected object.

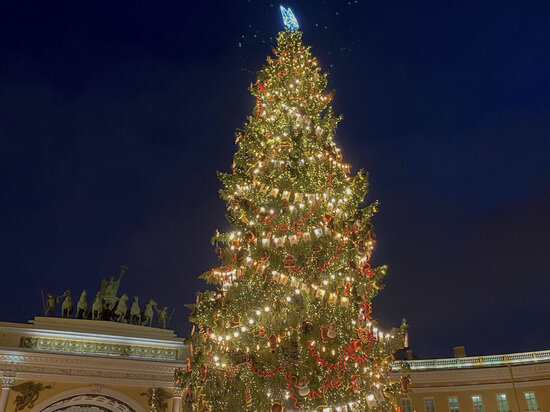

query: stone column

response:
[172,386,183,412]
[0,375,15,412]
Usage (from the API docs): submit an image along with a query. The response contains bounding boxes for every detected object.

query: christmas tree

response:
[178,11,408,412]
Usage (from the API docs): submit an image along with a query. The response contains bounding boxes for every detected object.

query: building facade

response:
[0,317,188,412]
[405,351,550,412]
[1,317,548,412]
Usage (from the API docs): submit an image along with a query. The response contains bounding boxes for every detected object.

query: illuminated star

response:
[280,6,299,30]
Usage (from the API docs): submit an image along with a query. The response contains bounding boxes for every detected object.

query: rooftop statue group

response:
[42,265,173,329]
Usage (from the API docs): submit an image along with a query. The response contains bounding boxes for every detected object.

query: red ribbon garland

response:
[308,389,323,400]
[360,260,374,277]
[321,374,345,390]
[284,372,301,410]
[316,244,343,273]
[248,361,283,378]
[256,205,315,231]
[306,340,349,371]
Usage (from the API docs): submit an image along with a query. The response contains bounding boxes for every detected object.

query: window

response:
[496,394,509,412]
[424,398,435,412]
[448,397,459,412]
[471,395,484,412]
[401,398,412,412]
[524,392,538,411]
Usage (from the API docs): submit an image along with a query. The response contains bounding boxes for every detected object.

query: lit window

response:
[472,395,484,412]
[496,394,509,412]
[448,397,459,412]
[401,398,412,412]
[424,398,435,412]
[524,392,538,411]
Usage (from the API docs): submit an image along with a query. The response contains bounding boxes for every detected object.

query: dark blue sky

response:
[1,1,549,359]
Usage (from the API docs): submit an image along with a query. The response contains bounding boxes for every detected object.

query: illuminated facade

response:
[1,316,548,412]
[0,317,188,412]
[404,350,550,412]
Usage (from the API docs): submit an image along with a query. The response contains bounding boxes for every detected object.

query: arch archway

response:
[30,387,146,412]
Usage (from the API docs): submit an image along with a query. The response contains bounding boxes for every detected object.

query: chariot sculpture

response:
[41,265,173,328]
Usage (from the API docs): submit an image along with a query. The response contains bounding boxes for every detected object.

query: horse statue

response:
[114,294,128,322]
[141,299,157,326]
[61,290,73,318]
[91,291,103,320]
[76,290,88,319]
[130,296,141,324]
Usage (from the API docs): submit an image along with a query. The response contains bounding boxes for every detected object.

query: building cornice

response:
[406,349,550,371]
[0,323,184,348]
[412,378,550,393]
[0,348,184,387]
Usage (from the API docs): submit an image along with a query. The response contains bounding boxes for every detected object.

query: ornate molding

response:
[172,386,183,398]
[1,375,15,388]
[0,349,182,387]
[20,337,178,360]
[30,386,146,412]
[42,394,136,412]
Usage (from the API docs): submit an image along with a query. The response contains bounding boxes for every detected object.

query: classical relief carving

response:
[19,337,178,360]
[11,382,53,411]
[42,394,136,412]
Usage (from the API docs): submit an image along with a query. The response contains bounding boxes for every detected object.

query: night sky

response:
[1,1,549,359]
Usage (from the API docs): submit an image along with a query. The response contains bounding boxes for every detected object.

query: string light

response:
[177,26,407,412]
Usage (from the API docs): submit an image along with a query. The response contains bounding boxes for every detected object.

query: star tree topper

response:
[280,5,299,30]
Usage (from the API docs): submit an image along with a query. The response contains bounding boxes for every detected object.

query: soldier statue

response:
[156,306,168,329]
[44,293,59,317]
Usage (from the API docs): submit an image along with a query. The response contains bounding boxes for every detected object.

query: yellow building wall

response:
[4,380,175,412]
[409,384,550,412]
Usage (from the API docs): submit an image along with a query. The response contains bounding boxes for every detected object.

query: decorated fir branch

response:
[177,12,409,412]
